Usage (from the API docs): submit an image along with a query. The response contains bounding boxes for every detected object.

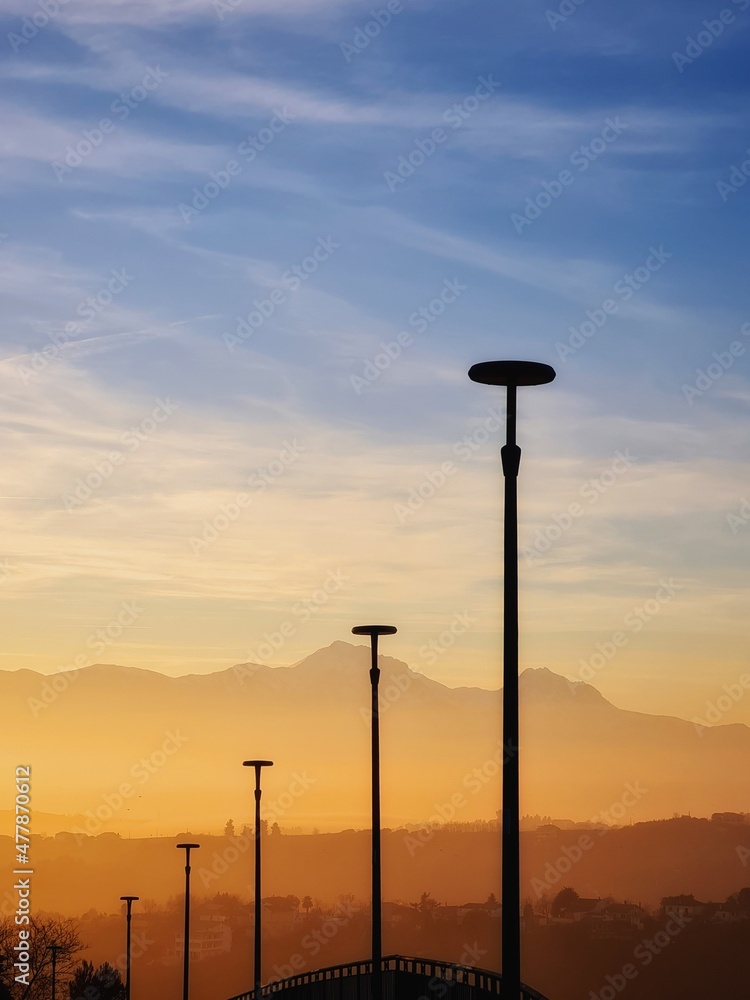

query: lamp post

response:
[176,843,200,1000]
[243,759,273,997]
[468,360,556,1000]
[48,944,62,1000]
[352,624,398,1000]
[119,896,139,1000]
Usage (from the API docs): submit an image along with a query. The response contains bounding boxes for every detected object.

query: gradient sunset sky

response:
[0,0,748,726]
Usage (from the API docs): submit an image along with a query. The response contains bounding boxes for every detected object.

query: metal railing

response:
[227,955,549,1000]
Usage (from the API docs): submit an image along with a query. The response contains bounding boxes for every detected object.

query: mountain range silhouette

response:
[1,642,748,835]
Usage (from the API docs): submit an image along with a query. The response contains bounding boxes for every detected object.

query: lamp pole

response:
[49,944,62,1000]
[243,759,273,997]
[176,843,200,1000]
[119,896,139,1000]
[468,360,555,1000]
[352,624,398,1000]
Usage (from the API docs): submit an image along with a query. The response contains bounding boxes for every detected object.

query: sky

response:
[0,0,748,725]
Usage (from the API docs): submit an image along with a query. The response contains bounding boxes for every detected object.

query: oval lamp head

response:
[352,625,398,637]
[243,759,274,768]
[176,843,200,850]
[468,360,556,386]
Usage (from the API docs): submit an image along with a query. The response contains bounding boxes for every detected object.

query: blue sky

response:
[0,0,749,724]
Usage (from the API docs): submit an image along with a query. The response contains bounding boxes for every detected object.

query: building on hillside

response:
[383,902,417,927]
[711,812,749,824]
[534,824,562,841]
[591,902,648,937]
[661,895,706,922]
[458,902,501,921]
[175,914,232,961]
[263,896,301,936]
[553,897,602,922]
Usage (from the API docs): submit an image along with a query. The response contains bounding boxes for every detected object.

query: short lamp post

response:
[243,759,273,996]
[49,944,62,1000]
[352,624,398,1000]
[176,843,200,1000]
[119,896,139,1000]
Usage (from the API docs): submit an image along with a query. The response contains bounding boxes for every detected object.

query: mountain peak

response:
[520,667,607,705]
[294,640,412,679]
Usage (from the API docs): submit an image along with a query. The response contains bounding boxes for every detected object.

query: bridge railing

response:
[227,955,548,1000]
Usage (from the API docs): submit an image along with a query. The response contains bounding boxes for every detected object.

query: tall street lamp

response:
[352,624,398,1000]
[119,896,139,1000]
[48,944,62,1000]
[468,360,556,1000]
[243,759,273,997]
[176,843,200,1000]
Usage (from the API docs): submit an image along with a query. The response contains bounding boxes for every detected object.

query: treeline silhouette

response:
[3,885,750,1000]
[3,816,749,917]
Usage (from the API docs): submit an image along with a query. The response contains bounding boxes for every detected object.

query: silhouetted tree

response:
[302,896,313,918]
[68,961,124,1000]
[411,891,440,927]
[551,887,580,917]
[728,887,750,909]
[0,956,13,1000]
[0,915,84,1000]
[224,819,235,837]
